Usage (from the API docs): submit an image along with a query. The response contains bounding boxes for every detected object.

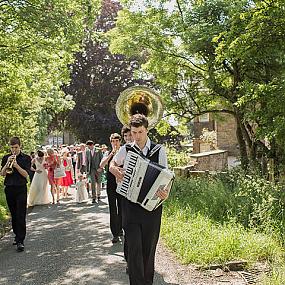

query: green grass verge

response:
[258,264,285,285]
[0,177,9,223]
[160,175,285,272]
[161,210,284,266]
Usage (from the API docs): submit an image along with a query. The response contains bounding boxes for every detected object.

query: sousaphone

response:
[116,86,163,129]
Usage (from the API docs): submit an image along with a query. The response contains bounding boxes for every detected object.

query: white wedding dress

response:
[28,158,52,206]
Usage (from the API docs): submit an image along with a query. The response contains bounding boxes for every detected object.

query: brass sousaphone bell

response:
[116,86,163,129]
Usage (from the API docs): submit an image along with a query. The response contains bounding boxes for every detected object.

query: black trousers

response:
[106,185,122,237]
[124,209,162,285]
[5,185,27,244]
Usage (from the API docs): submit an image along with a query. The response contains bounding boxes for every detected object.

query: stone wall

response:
[193,113,239,156]
[190,150,228,171]
[215,114,239,156]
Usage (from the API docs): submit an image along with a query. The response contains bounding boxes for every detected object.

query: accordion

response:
[116,151,175,211]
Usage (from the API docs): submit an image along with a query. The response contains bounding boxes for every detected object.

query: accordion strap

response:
[147,143,161,158]
[125,142,161,159]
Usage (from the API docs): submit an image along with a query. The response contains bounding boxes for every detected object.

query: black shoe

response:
[92,199,96,204]
[13,241,17,245]
[16,243,24,252]
[111,236,119,243]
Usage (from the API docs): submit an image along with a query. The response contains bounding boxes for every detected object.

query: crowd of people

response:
[28,141,108,206]
[1,114,171,285]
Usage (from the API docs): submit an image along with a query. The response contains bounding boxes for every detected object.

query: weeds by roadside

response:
[161,172,285,284]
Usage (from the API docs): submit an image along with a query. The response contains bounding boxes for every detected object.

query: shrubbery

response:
[165,145,190,168]
[161,170,285,269]
[0,177,9,223]
[165,169,285,244]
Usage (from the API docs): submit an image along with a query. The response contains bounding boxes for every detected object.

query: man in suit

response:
[0,136,31,252]
[86,140,103,203]
[100,133,122,243]
[76,143,87,174]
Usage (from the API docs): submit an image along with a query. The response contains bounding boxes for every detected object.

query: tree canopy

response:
[108,0,285,169]
[0,0,100,152]
[63,0,153,144]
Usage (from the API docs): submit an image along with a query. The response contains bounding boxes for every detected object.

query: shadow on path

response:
[0,190,178,285]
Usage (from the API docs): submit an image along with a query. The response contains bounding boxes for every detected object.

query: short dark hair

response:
[10,136,21,146]
[37,150,44,157]
[121,125,131,137]
[129,114,148,129]
[86,140,94,146]
[110,133,121,142]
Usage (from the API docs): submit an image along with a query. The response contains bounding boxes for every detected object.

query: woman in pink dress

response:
[46,148,61,204]
[60,149,74,198]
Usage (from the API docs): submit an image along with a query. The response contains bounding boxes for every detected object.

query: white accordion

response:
[116,151,175,211]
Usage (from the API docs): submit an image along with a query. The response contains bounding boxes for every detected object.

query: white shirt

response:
[82,150,86,166]
[113,137,168,168]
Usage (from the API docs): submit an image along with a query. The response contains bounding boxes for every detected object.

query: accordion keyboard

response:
[116,151,175,211]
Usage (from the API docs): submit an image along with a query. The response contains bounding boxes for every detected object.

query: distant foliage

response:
[63,0,152,143]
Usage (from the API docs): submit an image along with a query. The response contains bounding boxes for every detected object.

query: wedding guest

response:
[46,148,60,204]
[27,150,51,206]
[69,145,77,183]
[77,143,87,174]
[60,149,74,198]
[75,173,88,203]
[86,140,103,203]
[100,144,109,189]
[29,151,36,182]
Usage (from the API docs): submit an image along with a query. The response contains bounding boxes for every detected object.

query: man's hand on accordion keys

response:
[155,185,170,200]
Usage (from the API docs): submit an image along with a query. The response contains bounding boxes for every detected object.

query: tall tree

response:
[0,0,100,151]
[63,0,152,144]
[108,0,285,169]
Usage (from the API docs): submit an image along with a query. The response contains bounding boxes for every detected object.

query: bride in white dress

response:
[28,150,52,206]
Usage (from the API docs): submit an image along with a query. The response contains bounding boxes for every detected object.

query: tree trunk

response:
[235,114,249,169]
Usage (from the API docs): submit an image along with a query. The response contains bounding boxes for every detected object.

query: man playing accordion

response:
[110,114,170,285]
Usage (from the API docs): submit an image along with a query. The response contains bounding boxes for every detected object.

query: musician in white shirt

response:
[110,114,169,285]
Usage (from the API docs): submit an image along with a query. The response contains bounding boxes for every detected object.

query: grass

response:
[160,175,285,284]
[0,177,9,223]
[161,210,284,266]
[258,264,285,285]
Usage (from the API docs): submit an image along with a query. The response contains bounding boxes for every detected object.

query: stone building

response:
[192,113,239,156]
[44,131,76,146]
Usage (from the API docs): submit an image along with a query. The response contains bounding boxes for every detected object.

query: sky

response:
[128,0,177,12]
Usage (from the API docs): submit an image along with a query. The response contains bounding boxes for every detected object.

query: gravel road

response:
[0,188,246,285]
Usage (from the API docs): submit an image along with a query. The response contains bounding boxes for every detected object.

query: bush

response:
[161,172,285,266]
[165,146,190,168]
[218,169,285,244]
[165,170,285,245]
[0,177,9,223]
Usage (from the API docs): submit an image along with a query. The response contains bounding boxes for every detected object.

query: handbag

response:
[54,163,66,178]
